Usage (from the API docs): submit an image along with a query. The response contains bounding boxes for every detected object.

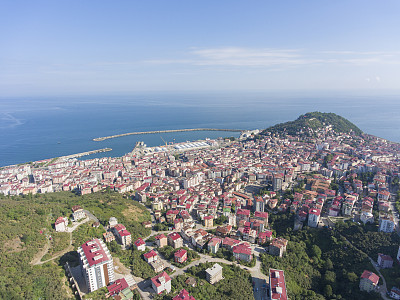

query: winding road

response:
[30,215,93,266]
[338,233,390,300]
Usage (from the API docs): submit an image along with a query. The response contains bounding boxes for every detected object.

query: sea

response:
[1,91,400,167]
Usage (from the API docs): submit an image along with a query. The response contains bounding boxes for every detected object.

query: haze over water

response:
[1,91,400,167]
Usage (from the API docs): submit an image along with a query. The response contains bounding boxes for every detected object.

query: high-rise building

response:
[254,196,265,212]
[272,174,283,192]
[269,268,287,300]
[77,238,115,293]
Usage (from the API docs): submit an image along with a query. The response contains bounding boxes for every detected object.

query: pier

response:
[58,148,112,160]
[93,128,243,141]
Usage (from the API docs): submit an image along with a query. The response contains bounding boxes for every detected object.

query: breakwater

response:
[93,128,243,141]
[59,148,112,159]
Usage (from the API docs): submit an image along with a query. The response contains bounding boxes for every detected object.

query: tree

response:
[311,245,322,260]
[347,272,358,283]
[324,258,333,270]
[324,285,333,298]
[215,215,228,225]
[324,271,336,285]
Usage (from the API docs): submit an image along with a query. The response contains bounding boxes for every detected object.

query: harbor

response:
[93,128,243,141]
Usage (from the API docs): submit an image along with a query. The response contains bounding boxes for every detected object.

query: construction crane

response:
[160,136,167,146]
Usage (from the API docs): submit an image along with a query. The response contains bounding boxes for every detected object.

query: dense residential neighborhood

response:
[2,114,400,299]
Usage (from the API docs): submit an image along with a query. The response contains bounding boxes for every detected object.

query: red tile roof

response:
[232,243,252,255]
[173,289,196,300]
[237,209,250,216]
[119,229,131,237]
[151,271,171,287]
[144,250,158,259]
[269,268,287,300]
[55,216,67,225]
[254,211,268,219]
[155,234,167,240]
[168,232,182,241]
[309,208,321,216]
[81,238,110,267]
[361,270,380,285]
[107,278,129,296]
[134,238,145,247]
[114,224,126,232]
[174,249,187,258]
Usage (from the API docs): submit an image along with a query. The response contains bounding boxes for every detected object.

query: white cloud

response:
[189,47,312,67]
[142,47,400,69]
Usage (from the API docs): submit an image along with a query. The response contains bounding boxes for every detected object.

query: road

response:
[136,233,269,299]
[83,209,99,223]
[338,233,390,300]
[31,217,90,265]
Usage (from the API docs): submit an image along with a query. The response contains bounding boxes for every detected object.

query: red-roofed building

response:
[360,270,379,292]
[390,287,400,300]
[71,205,86,222]
[203,215,213,228]
[55,216,68,232]
[269,238,288,257]
[269,268,287,300]
[232,243,252,262]
[254,211,269,226]
[222,237,241,250]
[168,232,183,249]
[112,224,132,248]
[144,250,158,263]
[308,208,321,228]
[134,238,146,251]
[151,271,171,294]
[106,278,129,297]
[173,289,196,300]
[174,249,188,263]
[77,239,115,293]
[208,237,222,254]
[258,230,273,245]
[155,234,168,248]
[236,209,250,223]
[377,253,393,269]
[216,225,232,237]
[166,209,180,223]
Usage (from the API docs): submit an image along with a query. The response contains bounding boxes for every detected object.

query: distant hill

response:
[261,112,363,136]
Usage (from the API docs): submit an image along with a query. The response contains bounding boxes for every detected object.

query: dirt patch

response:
[4,236,27,253]
[30,240,50,265]
[121,204,144,222]
[114,257,131,275]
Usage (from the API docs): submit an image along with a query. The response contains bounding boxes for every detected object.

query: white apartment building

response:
[77,239,115,293]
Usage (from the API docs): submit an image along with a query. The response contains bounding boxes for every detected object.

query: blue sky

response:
[1,1,400,96]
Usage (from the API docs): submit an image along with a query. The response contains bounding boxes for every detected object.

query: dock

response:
[93,128,243,141]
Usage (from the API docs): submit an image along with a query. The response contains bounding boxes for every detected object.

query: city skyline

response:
[1,1,400,96]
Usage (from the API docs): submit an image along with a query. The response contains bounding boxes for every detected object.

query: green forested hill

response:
[261,112,363,136]
[0,191,150,300]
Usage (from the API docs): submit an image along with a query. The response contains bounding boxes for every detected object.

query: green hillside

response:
[261,112,363,136]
